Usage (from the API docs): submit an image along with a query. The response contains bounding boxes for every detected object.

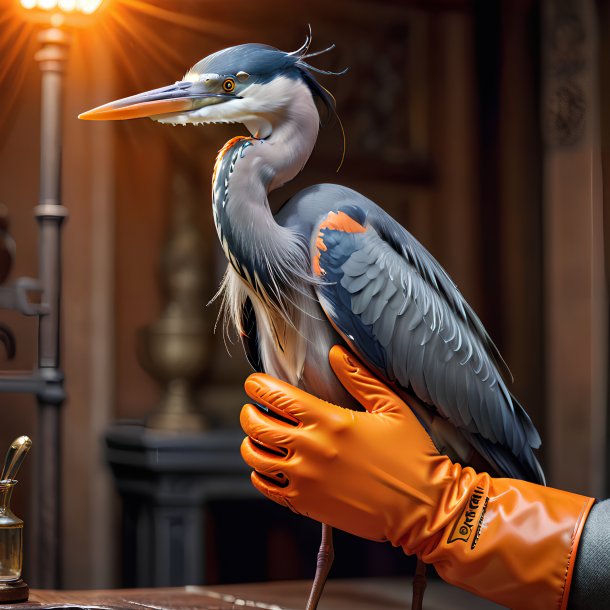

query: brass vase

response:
[137,169,211,432]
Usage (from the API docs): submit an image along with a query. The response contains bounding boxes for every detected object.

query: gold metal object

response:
[1,436,32,483]
[0,436,31,603]
[137,170,211,432]
[0,481,23,583]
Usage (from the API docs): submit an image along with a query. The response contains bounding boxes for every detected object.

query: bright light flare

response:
[19,0,103,14]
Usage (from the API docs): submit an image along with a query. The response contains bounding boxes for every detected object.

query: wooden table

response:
[4,579,503,609]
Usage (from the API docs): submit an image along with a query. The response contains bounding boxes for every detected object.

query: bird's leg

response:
[306,523,334,610]
[411,559,427,610]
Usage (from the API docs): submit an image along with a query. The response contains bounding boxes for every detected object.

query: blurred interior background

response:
[1,0,609,593]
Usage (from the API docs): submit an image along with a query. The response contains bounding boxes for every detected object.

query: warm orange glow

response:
[2,0,240,139]
[19,0,104,14]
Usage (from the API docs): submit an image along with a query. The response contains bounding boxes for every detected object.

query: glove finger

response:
[240,437,289,487]
[329,345,408,415]
[240,403,296,449]
[245,373,332,426]
[250,472,296,511]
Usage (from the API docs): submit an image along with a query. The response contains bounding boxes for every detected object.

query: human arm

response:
[569,499,610,608]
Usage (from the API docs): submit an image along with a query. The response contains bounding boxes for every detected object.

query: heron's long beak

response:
[78,81,233,121]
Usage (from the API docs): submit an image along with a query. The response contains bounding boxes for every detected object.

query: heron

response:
[80,33,544,610]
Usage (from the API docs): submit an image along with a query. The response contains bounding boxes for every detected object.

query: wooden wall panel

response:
[498,0,546,459]
[542,0,607,496]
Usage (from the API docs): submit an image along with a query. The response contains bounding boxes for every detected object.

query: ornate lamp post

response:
[0,0,105,588]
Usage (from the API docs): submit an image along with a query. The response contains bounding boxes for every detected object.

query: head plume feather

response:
[290,26,347,123]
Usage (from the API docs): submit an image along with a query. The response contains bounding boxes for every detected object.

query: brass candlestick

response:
[0,436,32,603]
[137,169,211,432]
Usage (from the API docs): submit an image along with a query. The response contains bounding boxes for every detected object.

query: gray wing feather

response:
[338,225,531,460]
[275,183,542,482]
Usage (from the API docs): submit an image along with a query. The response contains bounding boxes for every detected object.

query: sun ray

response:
[109,8,177,78]
[97,18,143,89]
[0,0,253,152]
[105,9,179,87]
[0,15,35,145]
[0,11,17,27]
[116,0,244,39]
[132,15,190,73]
[0,26,32,82]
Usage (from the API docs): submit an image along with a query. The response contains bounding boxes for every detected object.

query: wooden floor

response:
[6,578,504,609]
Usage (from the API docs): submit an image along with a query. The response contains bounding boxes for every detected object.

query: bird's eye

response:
[222,78,236,93]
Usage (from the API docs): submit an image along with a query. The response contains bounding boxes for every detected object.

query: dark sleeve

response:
[568,499,610,609]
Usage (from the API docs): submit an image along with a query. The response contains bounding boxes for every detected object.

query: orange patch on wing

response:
[313,231,328,276]
[319,210,366,234]
[316,232,327,253]
[313,212,365,277]
[313,252,323,276]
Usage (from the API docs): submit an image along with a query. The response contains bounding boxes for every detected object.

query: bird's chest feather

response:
[224,265,359,410]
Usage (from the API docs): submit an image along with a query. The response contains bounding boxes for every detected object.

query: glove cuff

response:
[423,477,594,610]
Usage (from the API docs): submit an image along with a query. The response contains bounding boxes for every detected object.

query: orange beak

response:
[78,81,232,121]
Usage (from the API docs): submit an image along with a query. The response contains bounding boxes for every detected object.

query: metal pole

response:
[33,26,69,589]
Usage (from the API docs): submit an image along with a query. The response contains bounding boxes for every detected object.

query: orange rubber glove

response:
[240,346,594,610]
